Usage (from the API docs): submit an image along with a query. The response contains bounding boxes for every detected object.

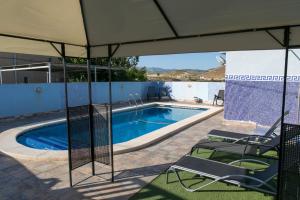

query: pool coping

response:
[0,102,223,161]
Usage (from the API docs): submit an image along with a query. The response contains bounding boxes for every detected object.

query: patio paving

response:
[0,111,255,200]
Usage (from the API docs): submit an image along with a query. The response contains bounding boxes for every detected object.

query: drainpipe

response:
[94,66,97,82]
[0,67,2,85]
[13,53,17,84]
[48,62,52,83]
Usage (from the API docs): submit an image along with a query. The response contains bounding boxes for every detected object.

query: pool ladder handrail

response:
[127,98,132,107]
[129,93,139,118]
[135,93,144,105]
[129,93,138,107]
[129,93,144,120]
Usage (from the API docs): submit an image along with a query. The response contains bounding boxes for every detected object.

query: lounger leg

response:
[166,167,174,184]
[190,147,195,155]
[173,169,220,192]
[239,153,245,166]
[210,149,217,159]
[166,169,170,184]
[190,146,201,155]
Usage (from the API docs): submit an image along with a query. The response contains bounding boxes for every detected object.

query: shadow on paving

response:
[67,162,184,200]
[0,152,84,200]
[0,151,179,200]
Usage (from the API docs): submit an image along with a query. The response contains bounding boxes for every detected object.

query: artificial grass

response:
[130,149,277,200]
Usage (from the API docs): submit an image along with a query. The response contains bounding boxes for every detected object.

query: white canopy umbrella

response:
[0,0,300,57]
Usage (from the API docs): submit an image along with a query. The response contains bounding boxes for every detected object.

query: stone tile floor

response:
[0,111,255,200]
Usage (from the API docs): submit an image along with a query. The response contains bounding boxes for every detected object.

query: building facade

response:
[225,49,300,125]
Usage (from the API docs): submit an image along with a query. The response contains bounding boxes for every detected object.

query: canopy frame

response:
[152,0,178,38]
[278,27,290,200]
[91,24,300,49]
[1,24,300,57]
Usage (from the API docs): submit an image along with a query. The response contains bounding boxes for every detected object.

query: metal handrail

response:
[135,93,144,105]
[129,93,138,107]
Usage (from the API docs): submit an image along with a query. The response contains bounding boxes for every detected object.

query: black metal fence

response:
[68,105,92,170]
[279,123,300,200]
[93,104,111,165]
[67,103,113,186]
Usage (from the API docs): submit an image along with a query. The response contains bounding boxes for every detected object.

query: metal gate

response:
[68,105,92,170]
[93,104,111,166]
[67,104,113,186]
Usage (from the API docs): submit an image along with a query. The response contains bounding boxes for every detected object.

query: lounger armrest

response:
[234,135,272,144]
[257,143,278,149]
[229,159,270,167]
[221,174,277,193]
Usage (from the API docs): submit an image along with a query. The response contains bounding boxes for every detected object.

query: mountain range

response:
[145,65,225,81]
[145,67,207,73]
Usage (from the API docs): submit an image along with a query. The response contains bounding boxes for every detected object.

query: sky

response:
[138,52,222,70]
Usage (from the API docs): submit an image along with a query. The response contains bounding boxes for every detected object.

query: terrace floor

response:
[0,110,256,200]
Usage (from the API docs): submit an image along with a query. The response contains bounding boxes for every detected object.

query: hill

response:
[146,67,206,73]
[146,65,225,81]
[198,65,225,81]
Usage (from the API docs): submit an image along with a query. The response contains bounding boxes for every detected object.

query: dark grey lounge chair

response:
[147,86,159,100]
[208,111,289,141]
[191,135,280,158]
[159,87,172,100]
[166,155,277,195]
[147,86,172,101]
[213,90,224,106]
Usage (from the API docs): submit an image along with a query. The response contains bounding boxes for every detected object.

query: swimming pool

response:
[17,105,207,150]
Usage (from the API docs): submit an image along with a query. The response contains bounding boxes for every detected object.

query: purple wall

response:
[224,80,299,126]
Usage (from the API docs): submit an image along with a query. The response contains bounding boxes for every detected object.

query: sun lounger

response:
[166,155,277,195]
[191,135,280,157]
[159,87,172,100]
[147,86,159,100]
[213,90,224,106]
[208,111,289,143]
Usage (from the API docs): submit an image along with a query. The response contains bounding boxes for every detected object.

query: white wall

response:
[0,82,154,117]
[92,82,154,104]
[0,81,224,118]
[0,83,65,117]
[165,82,225,102]
[226,49,300,77]
[166,82,209,101]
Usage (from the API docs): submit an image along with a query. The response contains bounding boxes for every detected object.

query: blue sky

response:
[138,52,221,70]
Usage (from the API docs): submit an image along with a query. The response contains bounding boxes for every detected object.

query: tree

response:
[66,56,147,82]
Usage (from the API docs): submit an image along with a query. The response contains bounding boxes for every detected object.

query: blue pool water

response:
[17,105,207,150]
